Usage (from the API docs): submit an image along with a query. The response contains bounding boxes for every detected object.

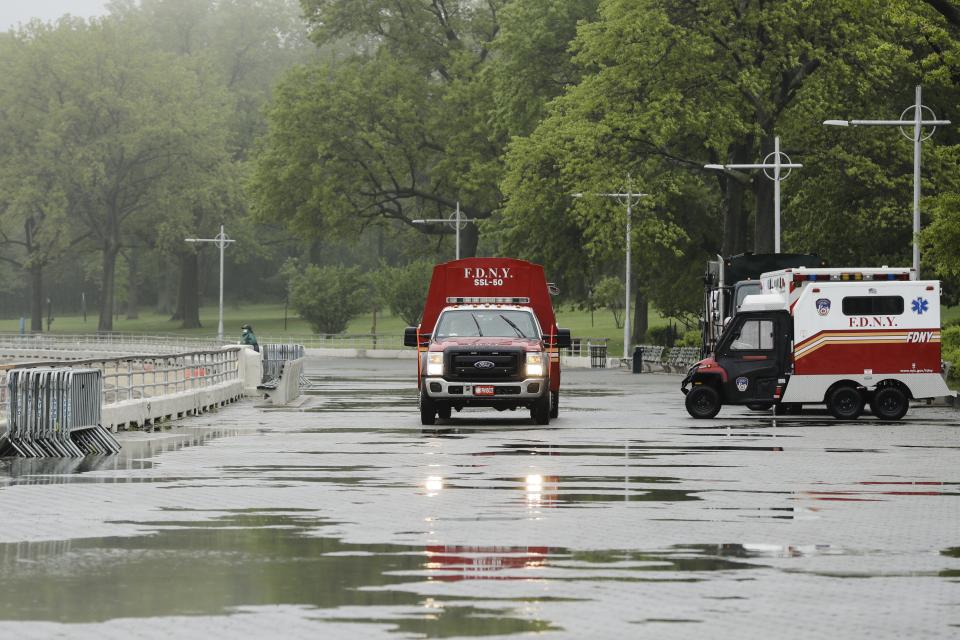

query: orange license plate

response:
[473,385,495,396]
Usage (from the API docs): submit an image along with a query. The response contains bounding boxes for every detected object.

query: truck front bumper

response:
[423,377,548,400]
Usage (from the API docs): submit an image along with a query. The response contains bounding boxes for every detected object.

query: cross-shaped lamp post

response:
[573,176,649,360]
[412,202,477,259]
[705,136,803,253]
[824,85,951,277]
[185,224,235,341]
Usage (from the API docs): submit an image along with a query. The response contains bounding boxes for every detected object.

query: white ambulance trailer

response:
[681,267,954,420]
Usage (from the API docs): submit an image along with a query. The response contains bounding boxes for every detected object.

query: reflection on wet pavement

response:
[0,360,958,638]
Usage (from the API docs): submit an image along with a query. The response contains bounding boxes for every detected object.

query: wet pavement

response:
[0,357,958,639]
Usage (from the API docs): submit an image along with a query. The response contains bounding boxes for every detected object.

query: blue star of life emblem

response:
[911,297,929,315]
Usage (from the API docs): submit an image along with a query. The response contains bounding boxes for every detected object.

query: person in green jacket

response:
[240,324,260,352]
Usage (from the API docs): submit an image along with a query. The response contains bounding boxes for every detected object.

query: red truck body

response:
[405,258,570,426]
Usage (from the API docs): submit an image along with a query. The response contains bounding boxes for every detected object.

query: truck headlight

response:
[427,353,444,376]
[526,352,545,377]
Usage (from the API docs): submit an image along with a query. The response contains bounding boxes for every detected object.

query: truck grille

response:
[446,349,522,381]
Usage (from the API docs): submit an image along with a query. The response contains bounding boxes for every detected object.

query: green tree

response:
[593,275,624,329]
[375,260,434,326]
[286,263,368,333]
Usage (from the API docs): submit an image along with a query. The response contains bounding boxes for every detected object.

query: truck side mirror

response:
[403,327,420,347]
[544,329,572,349]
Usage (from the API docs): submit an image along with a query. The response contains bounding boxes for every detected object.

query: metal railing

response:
[2,348,240,409]
[0,332,227,361]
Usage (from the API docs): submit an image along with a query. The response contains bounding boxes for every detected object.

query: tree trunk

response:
[722,141,753,256]
[125,252,140,320]
[753,135,775,254]
[29,262,43,332]
[98,247,118,332]
[632,289,648,344]
[176,252,202,329]
[461,223,480,258]
[156,260,175,315]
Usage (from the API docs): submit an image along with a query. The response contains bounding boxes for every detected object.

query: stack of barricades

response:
[1,368,120,458]
[261,344,305,384]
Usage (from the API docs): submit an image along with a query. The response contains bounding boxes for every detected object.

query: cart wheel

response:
[827,386,863,420]
[871,386,909,421]
[747,403,773,411]
[685,385,721,419]
[437,405,452,421]
[419,389,436,426]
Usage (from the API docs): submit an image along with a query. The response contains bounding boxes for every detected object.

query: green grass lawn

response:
[0,302,675,353]
[3,301,956,357]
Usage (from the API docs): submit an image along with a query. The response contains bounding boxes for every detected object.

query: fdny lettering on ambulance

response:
[464,267,512,287]
[907,331,935,343]
[847,316,898,328]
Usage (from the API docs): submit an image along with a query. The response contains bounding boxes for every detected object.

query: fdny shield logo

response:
[735,376,749,392]
[816,298,831,316]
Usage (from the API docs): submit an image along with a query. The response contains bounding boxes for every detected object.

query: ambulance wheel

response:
[419,389,436,426]
[871,387,909,421]
[549,391,559,419]
[827,386,863,420]
[531,393,551,425]
[685,385,721,419]
[437,405,452,421]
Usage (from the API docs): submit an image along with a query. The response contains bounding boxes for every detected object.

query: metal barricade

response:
[261,344,305,384]
[2,368,120,458]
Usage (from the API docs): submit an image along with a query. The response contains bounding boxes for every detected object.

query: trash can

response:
[632,346,643,373]
[589,343,607,369]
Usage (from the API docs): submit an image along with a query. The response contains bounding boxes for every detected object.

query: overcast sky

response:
[0,1,109,31]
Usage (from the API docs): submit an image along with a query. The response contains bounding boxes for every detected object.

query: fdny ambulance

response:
[404,258,571,426]
[682,267,954,420]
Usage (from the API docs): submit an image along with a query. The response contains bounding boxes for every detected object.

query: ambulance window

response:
[730,319,774,351]
[842,296,904,315]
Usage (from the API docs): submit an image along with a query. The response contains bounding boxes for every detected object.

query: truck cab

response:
[404,259,571,426]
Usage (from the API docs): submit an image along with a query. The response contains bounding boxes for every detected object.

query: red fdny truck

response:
[404,258,571,426]
[682,267,954,420]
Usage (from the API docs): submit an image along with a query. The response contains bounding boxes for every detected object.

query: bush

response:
[943,325,960,382]
[287,264,369,334]
[374,260,433,326]
[647,324,680,347]
[676,329,701,348]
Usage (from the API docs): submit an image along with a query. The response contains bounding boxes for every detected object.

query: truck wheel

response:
[549,391,559,419]
[531,393,551,425]
[871,387,909,421]
[827,386,863,420]
[685,385,721,419]
[419,389,436,426]
[437,405,451,421]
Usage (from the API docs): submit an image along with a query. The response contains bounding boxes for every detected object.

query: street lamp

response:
[185,224,235,341]
[412,202,477,260]
[573,176,649,360]
[705,136,803,253]
[824,85,951,277]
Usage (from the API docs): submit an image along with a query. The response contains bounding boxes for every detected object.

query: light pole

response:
[573,176,649,360]
[705,136,803,253]
[185,224,235,341]
[824,85,951,277]
[412,202,477,259]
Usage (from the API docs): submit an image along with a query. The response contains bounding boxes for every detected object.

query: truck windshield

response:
[435,310,539,339]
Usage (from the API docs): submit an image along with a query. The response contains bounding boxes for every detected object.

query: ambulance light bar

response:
[793,272,910,283]
[446,296,531,304]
